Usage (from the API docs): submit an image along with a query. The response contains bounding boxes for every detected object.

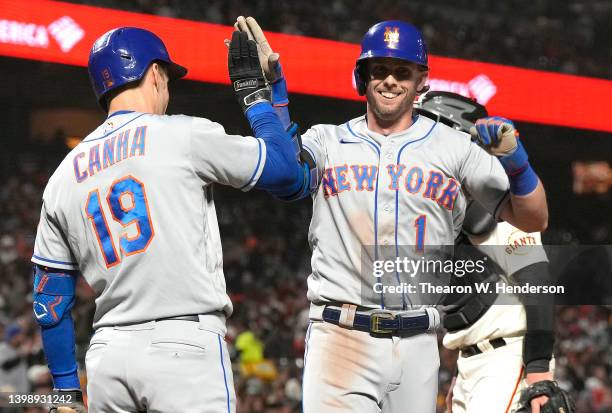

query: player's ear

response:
[150,63,162,90]
[149,63,167,92]
[416,69,429,95]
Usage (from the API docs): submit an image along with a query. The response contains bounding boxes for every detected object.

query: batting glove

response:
[470,116,529,176]
[228,31,272,114]
[235,16,288,108]
[48,390,86,413]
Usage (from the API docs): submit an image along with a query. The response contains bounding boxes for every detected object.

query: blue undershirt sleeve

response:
[246,103,304,197]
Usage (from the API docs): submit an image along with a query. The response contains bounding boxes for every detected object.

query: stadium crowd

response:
[0,138,610,412]
[64,0,612,79]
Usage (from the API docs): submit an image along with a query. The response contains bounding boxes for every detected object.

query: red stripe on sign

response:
[0,0,611,132]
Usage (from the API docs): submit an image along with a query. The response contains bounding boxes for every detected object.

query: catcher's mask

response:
[413,91,488,133]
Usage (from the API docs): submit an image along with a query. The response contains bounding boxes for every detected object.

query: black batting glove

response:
[228,30,271,114]
[48,389,86,413]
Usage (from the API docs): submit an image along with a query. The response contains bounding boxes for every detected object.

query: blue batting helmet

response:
[354,21,428,96]
[88,27,187,110]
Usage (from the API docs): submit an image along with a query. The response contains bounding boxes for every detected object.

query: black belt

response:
[322,306,430,336]
[155,315,200,322]
[460,338,507,357]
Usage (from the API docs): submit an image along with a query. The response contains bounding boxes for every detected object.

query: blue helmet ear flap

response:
[354,63,367,96]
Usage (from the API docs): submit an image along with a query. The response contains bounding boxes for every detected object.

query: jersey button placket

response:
[377,141,397,253]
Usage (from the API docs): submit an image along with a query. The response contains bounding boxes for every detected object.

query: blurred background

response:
[0,0,611,412]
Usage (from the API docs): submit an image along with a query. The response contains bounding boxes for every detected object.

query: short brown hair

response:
[103,62,168,111]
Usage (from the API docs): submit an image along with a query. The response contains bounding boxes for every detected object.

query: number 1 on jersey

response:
[414,214,426,252]
[86,176,154,268]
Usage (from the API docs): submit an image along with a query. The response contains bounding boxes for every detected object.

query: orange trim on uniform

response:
[504,365,524,413]
[124,175,155,256]
[86,188,121,269]
[48,296,62,321]
[36,274,49,293]
[118,191,135,213]
[107,175,155,257]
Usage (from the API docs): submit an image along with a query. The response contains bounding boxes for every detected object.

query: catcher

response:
[413,92,574,413]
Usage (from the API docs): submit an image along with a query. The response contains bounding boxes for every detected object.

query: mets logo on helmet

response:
[102,68,114,88]
[384,27,400,46]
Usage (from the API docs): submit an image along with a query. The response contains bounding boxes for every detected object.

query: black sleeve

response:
[513,262,555,373]
[1,355,23,371]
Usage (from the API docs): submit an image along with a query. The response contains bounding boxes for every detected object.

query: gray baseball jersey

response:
[32,111,266,329]
[301,114,509,308]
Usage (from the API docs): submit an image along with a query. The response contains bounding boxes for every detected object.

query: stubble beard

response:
[367,88,416,124]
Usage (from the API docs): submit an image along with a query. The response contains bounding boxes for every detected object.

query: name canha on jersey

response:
[33,111,266,328]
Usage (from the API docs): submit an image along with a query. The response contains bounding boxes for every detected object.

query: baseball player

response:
[235,18,548,412]
[413,92,573,413]
[31,27,304,412]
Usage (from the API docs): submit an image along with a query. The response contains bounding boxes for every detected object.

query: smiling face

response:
[364,57,428,133]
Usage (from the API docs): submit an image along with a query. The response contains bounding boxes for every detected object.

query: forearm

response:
[268,70,315,200]
[513,262,555,374]
[247,103,303,196]
[41,314,80,389]
[228,26,305,198]
[33,264,80,390]
[500,180,548,232]
[524,304,554,374]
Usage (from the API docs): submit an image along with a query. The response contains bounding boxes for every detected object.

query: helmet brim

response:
[357,50,428,69]
[166,61,188,80]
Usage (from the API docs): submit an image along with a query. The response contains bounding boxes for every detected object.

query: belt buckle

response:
[370,312,396,335]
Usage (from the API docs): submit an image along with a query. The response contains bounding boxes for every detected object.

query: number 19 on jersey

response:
[85,175,154,267]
